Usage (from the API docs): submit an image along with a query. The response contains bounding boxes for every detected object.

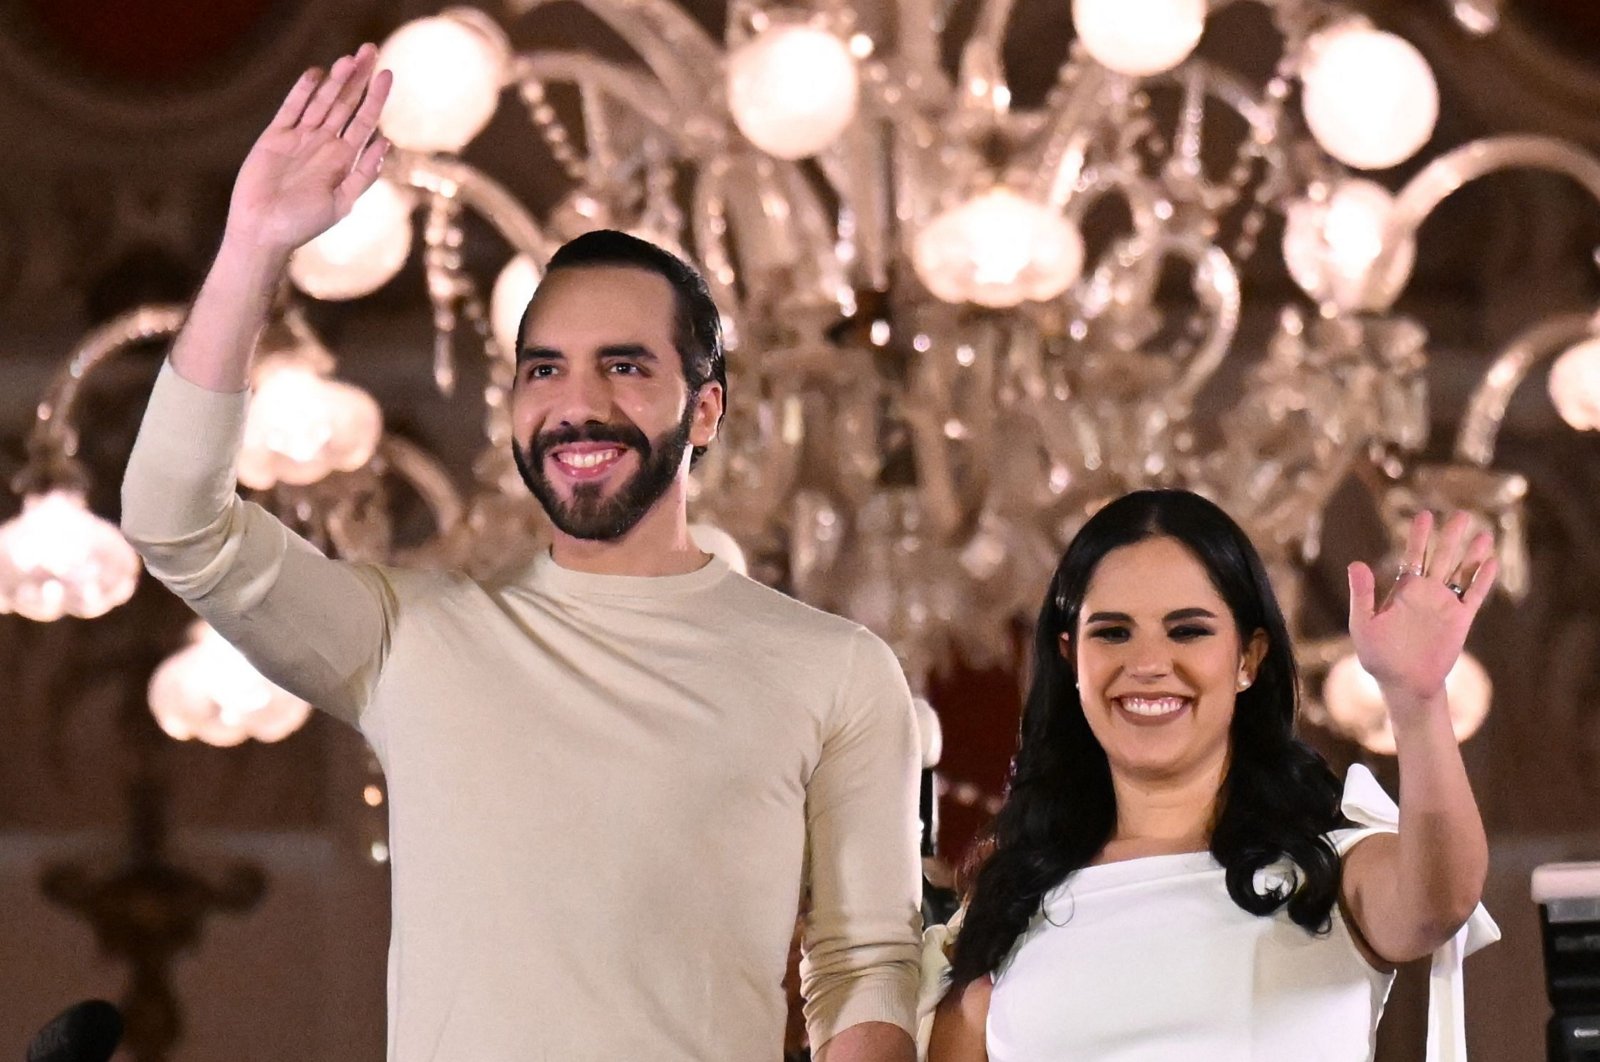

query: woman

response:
[927,490,1497,1060]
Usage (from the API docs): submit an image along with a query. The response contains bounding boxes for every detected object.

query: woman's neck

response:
[1101,754,1227,860]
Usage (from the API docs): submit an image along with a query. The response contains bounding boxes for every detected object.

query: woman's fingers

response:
[1348,561,1377,625]
[1430,511,1474,581]
[1400,510,1433,577]
[1462,555,1498,612]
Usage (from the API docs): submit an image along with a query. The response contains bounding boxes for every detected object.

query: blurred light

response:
[148,622,312,747]
[491,254,542,358]
[1322,651,1491,755]
[728,23,859,159]
[1549,337,1600,431]
[239,356,384,489]
[688,522,749,576]
[1072,0,1206,77]
[376,9,510,152]
[1283,179,1415,311]
[0,491,140,622]
[1302,24,1438,170]
[914,188,1085,307]
[288,179,414,300]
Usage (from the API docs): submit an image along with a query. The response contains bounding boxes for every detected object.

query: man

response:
[121,44,921,1061]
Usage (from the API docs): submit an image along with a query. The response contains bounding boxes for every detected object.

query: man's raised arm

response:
[122,48,399,725]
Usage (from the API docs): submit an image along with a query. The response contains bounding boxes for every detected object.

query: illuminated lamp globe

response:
[1549,337,1600,431]
[289,179,414,300]
[728,23,859,160]
[1071,0,1206,77]
[238,358,383,489]
[689,522,749,576]
[149,622,312,747]
[0,490,140,622]
[376,9,510,152]
[1301,24,1438,170]
[1322,651,1491,756]
[914,188,1085,308]
[1283,179,1416,312]
[491,254,543,357]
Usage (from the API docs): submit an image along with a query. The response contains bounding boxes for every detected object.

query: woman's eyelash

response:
[1086,625,1214,641]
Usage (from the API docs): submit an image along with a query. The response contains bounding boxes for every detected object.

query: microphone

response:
[25,1000,123,1062]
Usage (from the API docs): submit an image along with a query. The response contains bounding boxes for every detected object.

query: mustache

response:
[529,421,652,460]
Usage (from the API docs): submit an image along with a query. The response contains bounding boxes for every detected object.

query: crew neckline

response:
[530,549,731,598]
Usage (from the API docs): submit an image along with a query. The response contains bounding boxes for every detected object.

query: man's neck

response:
[547,487,709,577]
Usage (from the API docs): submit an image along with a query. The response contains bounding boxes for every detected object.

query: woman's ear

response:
[1058,631,1073,663]
[1238,628,1269,689]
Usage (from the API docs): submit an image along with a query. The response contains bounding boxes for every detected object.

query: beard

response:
[512,404,695,542]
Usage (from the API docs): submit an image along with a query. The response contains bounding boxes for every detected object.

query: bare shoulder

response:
[929,975,993,1061]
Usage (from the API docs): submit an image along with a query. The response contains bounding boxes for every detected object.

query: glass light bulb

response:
[239,357,383,489]
[1549,337,1600,431]
[1072,0,1206,77]
[148,623,312,747]
[1301,24,1438,170]
[491,254,543,358]
[914,188,1085,308]
[688,522,749,576]
[0,491,140,622]
[289,179,415,301]
[1283,179,1416,312]
[1322,652,1491,755]
[376,10,510,153]
[727,23,859,160]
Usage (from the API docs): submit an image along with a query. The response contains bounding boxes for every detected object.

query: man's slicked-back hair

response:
[535,230,726,463]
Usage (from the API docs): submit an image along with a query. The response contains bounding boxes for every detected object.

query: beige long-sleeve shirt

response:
[121,362,923,1061]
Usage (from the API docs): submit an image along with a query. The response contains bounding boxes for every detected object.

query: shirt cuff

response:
[805,967,919,1052]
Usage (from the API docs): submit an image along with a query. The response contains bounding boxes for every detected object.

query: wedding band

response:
[1445,581,1467,601]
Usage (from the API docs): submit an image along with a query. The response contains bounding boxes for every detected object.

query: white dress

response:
[987,835,1391,1061]
[914,767,1499,1062]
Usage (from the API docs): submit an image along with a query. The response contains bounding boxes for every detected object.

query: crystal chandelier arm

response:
[385,152,552,263]
[1374,134,1600,311]
[20,305,189,489]
[690,159,744,339]
[892,0,955,98]
[505,0,724,119]
[513,53,685,149]
[1453,311,1599,467]
[951,0,1020,127]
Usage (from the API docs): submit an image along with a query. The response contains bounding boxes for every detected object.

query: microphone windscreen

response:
[26,999,123,1062]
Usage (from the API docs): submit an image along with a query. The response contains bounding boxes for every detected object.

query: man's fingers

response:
[342,68,393,145]
[298,53,357,130]
[272,68,322,130]
[333,136,391,216]
[324,44,379,135]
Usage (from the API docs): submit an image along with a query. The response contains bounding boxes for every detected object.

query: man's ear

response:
[690,382,723,449]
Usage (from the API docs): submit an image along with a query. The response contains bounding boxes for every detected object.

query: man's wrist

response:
[214,228,294,291]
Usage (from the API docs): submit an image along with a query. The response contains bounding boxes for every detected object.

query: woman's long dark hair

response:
[948,489,1344,987]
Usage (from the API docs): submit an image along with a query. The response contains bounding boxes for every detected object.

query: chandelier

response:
[5,0,1600,767]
